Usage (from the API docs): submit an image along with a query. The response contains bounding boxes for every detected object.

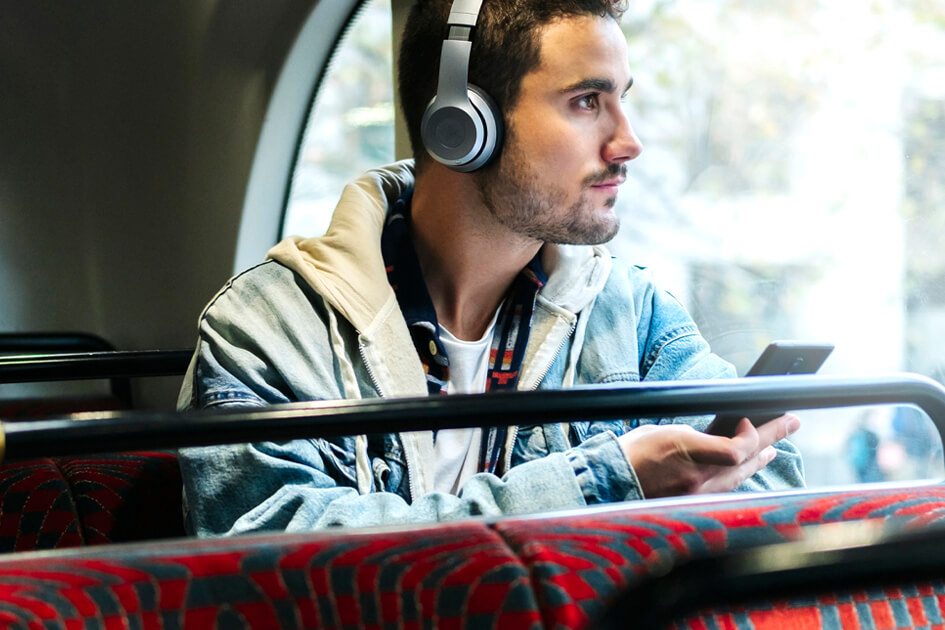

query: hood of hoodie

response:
[268,160,612,393]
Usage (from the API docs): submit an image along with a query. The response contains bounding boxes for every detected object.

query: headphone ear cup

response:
[463,84,502,172]
[421,83,503,172]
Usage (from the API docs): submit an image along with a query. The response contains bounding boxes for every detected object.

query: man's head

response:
[401,0,641,246]
[399,0,628,172]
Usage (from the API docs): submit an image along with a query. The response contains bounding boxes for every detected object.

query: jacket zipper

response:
[358,341,386,398]
[360,340,432,504]
[502,318,577,473]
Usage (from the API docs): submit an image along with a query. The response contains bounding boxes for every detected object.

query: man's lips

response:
[590,178,625,192]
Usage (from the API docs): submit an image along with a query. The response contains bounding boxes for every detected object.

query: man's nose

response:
[603,109,643,164]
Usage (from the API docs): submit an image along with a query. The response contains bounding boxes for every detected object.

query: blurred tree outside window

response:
[282,0,945,487]
[283,0,395,238]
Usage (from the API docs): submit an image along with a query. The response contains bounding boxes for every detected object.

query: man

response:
[177,0,803,537]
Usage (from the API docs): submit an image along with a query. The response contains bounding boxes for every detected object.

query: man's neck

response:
[410,164,542,341]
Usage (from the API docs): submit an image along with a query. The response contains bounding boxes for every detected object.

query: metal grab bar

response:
[0,332,116,354]
[0,350,194,384]
[2,373,944,461]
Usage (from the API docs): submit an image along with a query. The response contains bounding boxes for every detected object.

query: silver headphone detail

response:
[420,0,502,172]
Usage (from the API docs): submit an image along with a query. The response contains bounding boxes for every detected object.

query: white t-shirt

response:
[432,313,499,494]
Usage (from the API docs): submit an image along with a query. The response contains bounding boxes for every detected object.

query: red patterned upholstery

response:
[0,459,83,552]
[0,453,184,553]
[58,453,184,545]
[495,484,945,629]
[0,522,543,629]
[2,472,945,628]
[670,582,945,630]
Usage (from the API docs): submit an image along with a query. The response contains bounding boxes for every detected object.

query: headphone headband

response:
[447,0,484,27]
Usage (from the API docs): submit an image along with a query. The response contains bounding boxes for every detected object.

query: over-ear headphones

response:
[420,0,502,172]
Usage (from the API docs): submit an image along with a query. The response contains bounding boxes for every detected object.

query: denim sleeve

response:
[564,431,644,502]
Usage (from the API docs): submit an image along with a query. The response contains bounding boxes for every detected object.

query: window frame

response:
[234,0,369,273]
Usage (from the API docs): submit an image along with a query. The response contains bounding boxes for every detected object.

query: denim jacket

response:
[177,161,804,537]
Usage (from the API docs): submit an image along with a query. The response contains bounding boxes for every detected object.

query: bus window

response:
[615,2,945,485]
[283,0,394,238]
[280,1,945,487]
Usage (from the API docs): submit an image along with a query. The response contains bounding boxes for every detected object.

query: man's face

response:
[475,14,642,245]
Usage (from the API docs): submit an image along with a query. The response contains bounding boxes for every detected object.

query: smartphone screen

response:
[704,341,835,437]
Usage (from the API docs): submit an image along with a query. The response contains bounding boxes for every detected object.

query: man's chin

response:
[587,208,621,244]
[547,217,620,246]
[588,222,620,245]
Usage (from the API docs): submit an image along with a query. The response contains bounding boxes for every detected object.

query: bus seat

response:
[0,483,943,628]
[600,514,945,629]
[0,342,192,553]
[494,482,945,629]
[0,520,542,628]
[0,396,127,421]
[0,453,184,553]
[0,332,130,412]
[0,337,193,419]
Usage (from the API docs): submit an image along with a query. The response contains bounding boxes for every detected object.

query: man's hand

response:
[618,414,801,498]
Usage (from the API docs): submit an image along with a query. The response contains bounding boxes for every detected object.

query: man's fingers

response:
[691,415,797,471]
[620,418,799,499]
[754,413,801,447]
[684,426,754,467]
[699,445,778,494]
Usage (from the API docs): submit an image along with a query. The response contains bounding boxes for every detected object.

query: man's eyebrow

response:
[560,76,635,95]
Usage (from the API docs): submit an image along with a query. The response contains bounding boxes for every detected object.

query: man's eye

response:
[575,93,599,110]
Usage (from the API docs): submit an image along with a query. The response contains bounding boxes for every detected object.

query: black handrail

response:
[0,333,193,408]
[0,350,194,384]
[3,373,944,460]
[0,333,135,404]
[0,332,115,354]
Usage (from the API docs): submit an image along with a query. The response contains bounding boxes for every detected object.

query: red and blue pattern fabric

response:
[3,460,945,629]
[0,453,184,553]
[0,522,542,629]
[0,459,83,552]
[58,453,184,545]
[670,580,945,629]
[494,484,945,629]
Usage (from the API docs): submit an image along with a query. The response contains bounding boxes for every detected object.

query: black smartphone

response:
[705,341,835,437]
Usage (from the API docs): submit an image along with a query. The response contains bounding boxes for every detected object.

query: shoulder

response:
[589,256,733,380]
[200,260,321,325]
[208,260,304,303]
[601,259,667,298]
[187,260,349,408]
[595,258,682,324]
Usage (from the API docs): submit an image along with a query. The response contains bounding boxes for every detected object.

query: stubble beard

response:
[474,142,625,246]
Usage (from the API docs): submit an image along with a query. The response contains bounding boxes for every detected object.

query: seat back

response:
[0,453,185,553]
[0,338,192,552]
[599,516,945,629]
